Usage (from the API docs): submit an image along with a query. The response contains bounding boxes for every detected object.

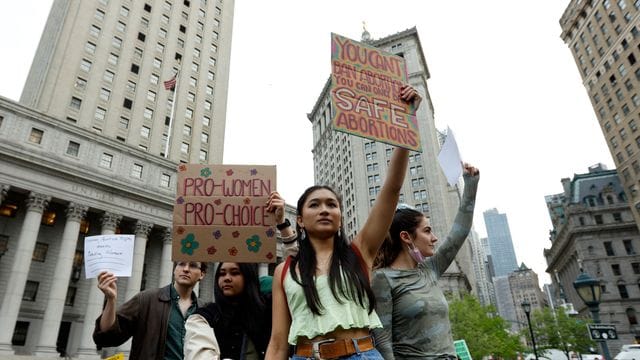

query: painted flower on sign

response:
[200,167,212,177]
[213,230,222,239]
[226,169,234,176]
[250,168,257,175]
[265,228,275,237]
[181,234,199,255]
[207,246,217,255]
[246,235,262,253]
[228,246,238,256]
[178,164,187,171]
[244,197,251,205]
[266,252,274,260]
[176,227,186,235]
[176,196,185,204]
[232,231,240,238]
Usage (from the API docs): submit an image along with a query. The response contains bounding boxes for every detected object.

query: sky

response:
[0,1,615,285]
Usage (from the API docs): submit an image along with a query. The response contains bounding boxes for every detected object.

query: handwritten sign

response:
[84,235,134,278]
[330,33,421,152]
[174,164,277,263]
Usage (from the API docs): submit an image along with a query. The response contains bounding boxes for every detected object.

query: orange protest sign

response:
[173,164,277,262]
[330,33,421,152]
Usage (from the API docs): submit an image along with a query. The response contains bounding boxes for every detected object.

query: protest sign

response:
[84,234,134,278]
[173,164,277,262]
[330,33,421,152]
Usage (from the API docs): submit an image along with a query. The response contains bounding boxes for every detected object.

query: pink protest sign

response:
[173,164,277,262]
[330,33,422,152]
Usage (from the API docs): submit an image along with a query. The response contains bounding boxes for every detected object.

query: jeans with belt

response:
[291,348,383,360]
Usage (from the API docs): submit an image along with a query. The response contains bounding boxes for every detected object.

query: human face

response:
[297,188,341,239]
[217,263,245,297]
[409,216,438,257]
[173,261,205,287]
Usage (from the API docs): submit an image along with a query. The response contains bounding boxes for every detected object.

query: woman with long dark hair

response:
[372,163,480,359]
[265,85,421,360]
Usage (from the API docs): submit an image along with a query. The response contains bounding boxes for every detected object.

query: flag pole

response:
[164,62,180,158]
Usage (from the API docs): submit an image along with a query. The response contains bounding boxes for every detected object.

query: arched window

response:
[606,195,614,204]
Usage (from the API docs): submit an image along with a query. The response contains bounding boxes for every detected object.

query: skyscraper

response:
[20,0,233,163]
[560,1,640,231]
[0,0,234,356]
[307,27,476,297]
[483,208,518,277]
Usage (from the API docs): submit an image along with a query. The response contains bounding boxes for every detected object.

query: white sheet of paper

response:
[437,126,463,187]
[84,234,135,278]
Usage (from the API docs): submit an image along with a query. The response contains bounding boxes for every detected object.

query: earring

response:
[300,228,306,241]
[337,229,342,238]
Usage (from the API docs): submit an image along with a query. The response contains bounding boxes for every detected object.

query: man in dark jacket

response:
[93,261,207,360]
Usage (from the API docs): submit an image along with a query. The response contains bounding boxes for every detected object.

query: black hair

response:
[374,207,425,269]
[214,262,265,334]
[289,185,376,315]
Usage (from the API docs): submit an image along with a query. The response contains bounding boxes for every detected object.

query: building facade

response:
[509,264,546,334]
[0,0,235,357]
[560,0,640,231]
[483,208,519,277]
[544,164,640,353]
[307,27,476,298]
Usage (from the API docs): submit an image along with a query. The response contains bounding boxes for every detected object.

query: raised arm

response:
[430,163,480,276]
[265,262,291,360]
[371,271,396,360]
[354,84,420,266]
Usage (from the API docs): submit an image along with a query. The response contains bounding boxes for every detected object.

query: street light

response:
[522,301,539,360]
[573,269,611,360]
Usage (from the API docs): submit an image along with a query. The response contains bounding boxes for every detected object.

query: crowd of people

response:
[91,84,481,360]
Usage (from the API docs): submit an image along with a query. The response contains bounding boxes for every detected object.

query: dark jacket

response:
[93,284,200,360]
[195,294,272,360]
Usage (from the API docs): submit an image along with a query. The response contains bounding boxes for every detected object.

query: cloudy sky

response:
[0,1,614,284]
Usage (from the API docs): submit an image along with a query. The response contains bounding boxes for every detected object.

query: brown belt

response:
[295,336,375,359]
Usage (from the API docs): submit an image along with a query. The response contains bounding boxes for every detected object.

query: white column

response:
[258,263,269,277]
[34,203,88,356]
[125,221,153,301]
[0,193,51,355]
[76,212,121,358]
[159,227,173,287]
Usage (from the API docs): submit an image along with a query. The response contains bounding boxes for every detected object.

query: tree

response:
[450,294,524,360]
[525,306,596,358]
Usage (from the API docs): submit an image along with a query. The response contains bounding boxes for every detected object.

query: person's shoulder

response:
[194,302,222,327]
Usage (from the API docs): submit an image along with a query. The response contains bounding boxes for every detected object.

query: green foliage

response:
[450,294,525,360]
[526,306,596,357]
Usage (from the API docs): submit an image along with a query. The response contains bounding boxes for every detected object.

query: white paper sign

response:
[437,126,463,187]
[84,234,135,278]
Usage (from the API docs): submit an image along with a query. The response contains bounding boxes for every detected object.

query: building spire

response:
[361,21,371,42]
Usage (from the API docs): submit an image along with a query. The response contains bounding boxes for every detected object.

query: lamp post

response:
[573,270,611,360]
[521,301,539,360]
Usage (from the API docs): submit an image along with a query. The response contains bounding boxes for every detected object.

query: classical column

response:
[159,228,173,287]
[0,193,51,355]
[125,221,153,301]
[34,203,88,356]
[76,212,121,358]
[0,184,9,204]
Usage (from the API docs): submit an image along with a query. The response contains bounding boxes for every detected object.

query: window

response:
[23,281,39,301]
[80,59,92,72]
[201,132,209,143]
[187,92,196,102]
[181,142,190,154]
[147,90,156,102]
[116,21,126,33]
[120,6,129,17]
[197,21,204,31]
[144,3,152,12]
[131,64,140,74]
[85,42,96,54]
[159,28,167,39]
[70,97,82,110]
[112,36,122,49]
[99,88,111,101]
[204,100,211,110]
[211,44,217,53]
[29,128,44,144]
[209,57,216,67]
[156,43,164,53]
[207,71,215,81]
[141,126,151,138]
[11,322,29,346]
[619,284,630,299]
[212,31,219,40]
[162,14,170,24]
[108,53,118,66]
[179,25,186,33]
[206,85,214,95]
[123,98,133,109]
[119,117,129,129]
[183,125,192,136]
[66,141,80,156]
[65,287,77,306]
[612,264,622,276]
[154,58,162,68]
[633,263,640,274]
[89,25,101,38]
[192,62,199,72]
[104,70,115,83]
[150,73,159,85]
[624,239,636,254]
[604,241,615,256]
[74,77,87,90]
[131,163,143,179]
[189,77,197,87]
[195,34,202,44]
[161,173,171,187]
[194,48,201,58]
[203,116,210,127]
[95,107,106,121]
[100,153,113,168]
[137,32,146,42]
[199,150,207,161]
[134,47,143,60]
[144,108,153,120]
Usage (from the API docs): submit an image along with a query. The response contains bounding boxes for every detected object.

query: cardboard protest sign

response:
[330,33,421,152]
[173,164,277,262]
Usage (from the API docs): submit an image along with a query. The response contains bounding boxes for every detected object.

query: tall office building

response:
[0,0,234,357]
[307,27,476,297]
[21,0,233,163]
[544,164,640,352]
[483,208,518,277]
[560,1,640,231]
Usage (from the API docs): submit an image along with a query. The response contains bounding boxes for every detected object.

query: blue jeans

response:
[291,348,384,360]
